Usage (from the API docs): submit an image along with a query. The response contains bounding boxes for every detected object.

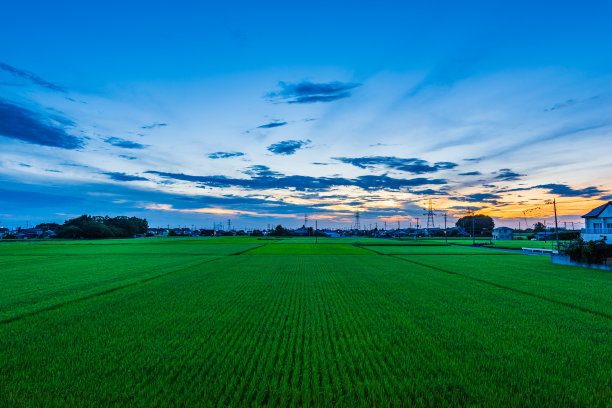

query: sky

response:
[1,0,611,230]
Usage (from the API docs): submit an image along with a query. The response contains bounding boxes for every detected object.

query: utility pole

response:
[384,221,387,230]
[315,220,318,244]
[471,209,475,246]
[444,212,448,244]
[397,220,400,230]
[554,198,560,252]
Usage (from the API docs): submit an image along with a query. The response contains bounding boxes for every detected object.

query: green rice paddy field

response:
[1,237,610,407]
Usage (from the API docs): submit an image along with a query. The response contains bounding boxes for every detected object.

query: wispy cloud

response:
[104,137,147,149]
[0,61,66,92]
[267,139,311,155]
[141,123,167,129]
[505,183,605,198]
[103,172,148,182]
[406,53,483,98]
[544,96,599,112]
[494,168,523,181]
[0,99,83,149]
[461,193,502,203]
[208,151,245,159]
[267,81,361,104]
[411,189,449,196]
[257,121,287,129]
[459,171,482,176]
[333,156,458,174]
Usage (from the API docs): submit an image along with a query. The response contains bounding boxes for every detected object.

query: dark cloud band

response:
[146,165,446,192]
[334,156,458,174]
[267,139,310,155]
[0,61,66,92]
[267,81,361,104]
[0,99,83,149]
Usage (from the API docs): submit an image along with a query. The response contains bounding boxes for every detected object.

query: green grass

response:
[245,243,372,255]
[362,245,516,255]
[420,238,569,250]
[400,254,612,317]
[0,238,610,407]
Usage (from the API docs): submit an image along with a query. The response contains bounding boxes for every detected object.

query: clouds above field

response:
[146,166,447,193]
[266,81,361,104]
[504,184,605,198]
[0,61,66,92]
[208,151,245,159]
[141,123,167,129]
[104,137,147,149]
[0,99,83,149]
[334,156,458,174]
[257,121,287,129]
[267,139,311,155]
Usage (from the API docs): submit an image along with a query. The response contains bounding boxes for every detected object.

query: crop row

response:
[1,253,610,406]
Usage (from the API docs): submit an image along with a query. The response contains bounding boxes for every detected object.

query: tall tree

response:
[533,222,546,233]
[455,215,495,236]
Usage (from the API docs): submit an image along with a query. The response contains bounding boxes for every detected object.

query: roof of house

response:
[493,227,513,231]
[582,201,612,218]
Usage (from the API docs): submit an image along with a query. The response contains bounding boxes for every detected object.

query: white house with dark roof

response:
[581,201,612,242]
[492,226,514,240]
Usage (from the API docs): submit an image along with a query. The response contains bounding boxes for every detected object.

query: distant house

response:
[42,230,56,238]
[492,227,514,240]
[200,229,216,237]
[17,228,43,239]
[292,227,309,236]
[535,231,555,241]
[581,201,612,242]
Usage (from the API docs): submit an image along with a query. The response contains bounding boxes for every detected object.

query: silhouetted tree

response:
[57,215,148,239]
[271,225,290,236]
[533,222,546,233]
[456,215,495,236]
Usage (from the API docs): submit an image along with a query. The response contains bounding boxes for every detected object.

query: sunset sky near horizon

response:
[1,0,611,229]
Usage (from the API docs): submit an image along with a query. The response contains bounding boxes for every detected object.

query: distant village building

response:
[16,228,44,239]
[492,227,514,240]
[581,201,612,242]
[535,231,555,241]
[291,227,310,236]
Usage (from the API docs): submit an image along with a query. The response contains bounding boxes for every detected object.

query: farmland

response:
[1,237,611,407]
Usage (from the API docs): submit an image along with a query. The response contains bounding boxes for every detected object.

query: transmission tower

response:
[354,211,361,230]
[227,219,231,230]
[304,213,308,227]
[424,199,436,229]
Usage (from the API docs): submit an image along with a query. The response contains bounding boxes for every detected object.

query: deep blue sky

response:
[1,1,611,229]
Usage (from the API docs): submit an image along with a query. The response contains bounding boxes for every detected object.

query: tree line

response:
[51,215,148,239]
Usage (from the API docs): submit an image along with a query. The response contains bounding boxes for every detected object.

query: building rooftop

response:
[582,201,612,218]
